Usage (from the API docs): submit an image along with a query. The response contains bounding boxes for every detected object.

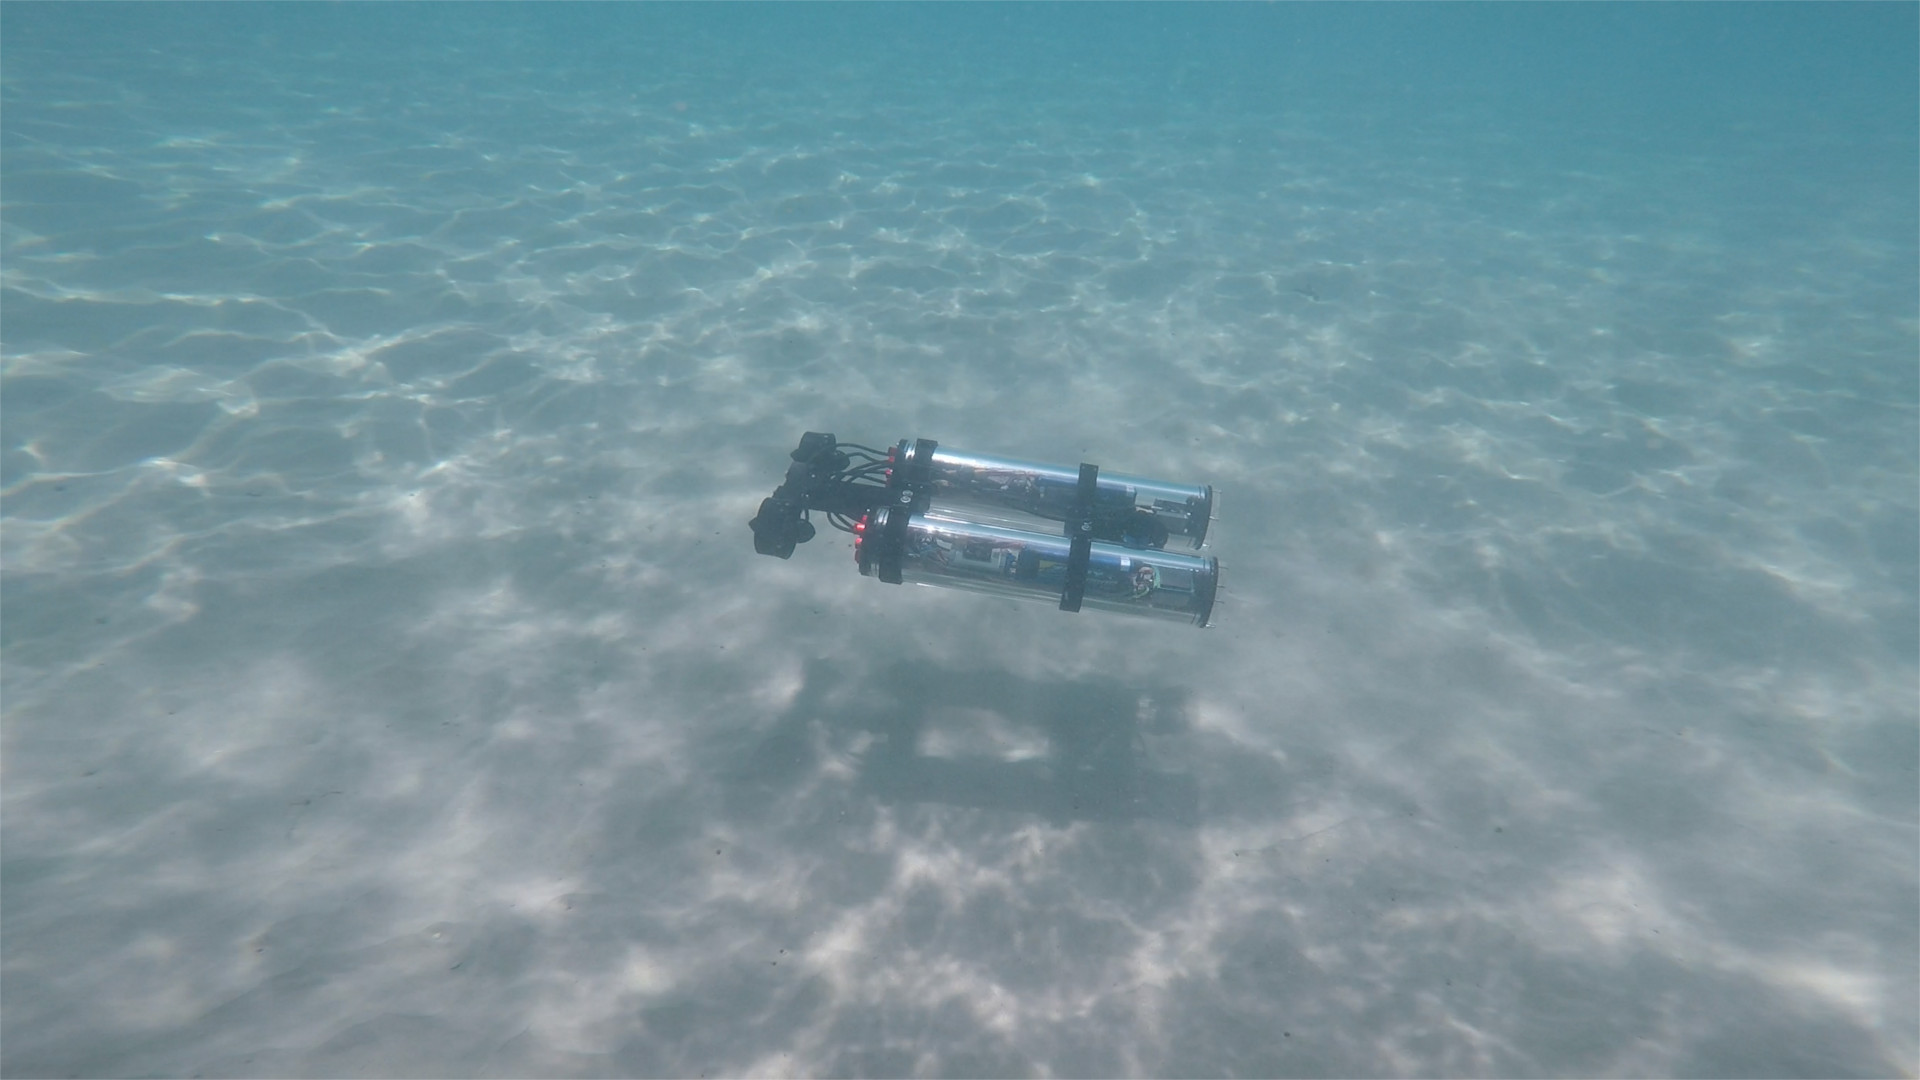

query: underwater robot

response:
[749,433,1219,627]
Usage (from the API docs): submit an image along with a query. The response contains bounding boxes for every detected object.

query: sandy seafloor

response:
[2,5,1916,1078]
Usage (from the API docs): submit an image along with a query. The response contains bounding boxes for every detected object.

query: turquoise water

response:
[3,4,1915,1076]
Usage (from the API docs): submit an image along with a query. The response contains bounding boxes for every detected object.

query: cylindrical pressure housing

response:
[857,510,1219,626]
[910,444,1214,550]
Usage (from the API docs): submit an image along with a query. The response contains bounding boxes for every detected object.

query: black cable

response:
[838,461,891,484]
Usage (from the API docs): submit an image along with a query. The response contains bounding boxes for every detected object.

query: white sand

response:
[3,6,1915,1077]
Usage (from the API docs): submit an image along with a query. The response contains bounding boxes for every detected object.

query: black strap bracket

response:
[1059,462,1098,611]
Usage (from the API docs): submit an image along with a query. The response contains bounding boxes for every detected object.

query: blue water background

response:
[4,3,1916,1076]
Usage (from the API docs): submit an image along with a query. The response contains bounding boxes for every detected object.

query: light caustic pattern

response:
[2,7,1915,1078]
